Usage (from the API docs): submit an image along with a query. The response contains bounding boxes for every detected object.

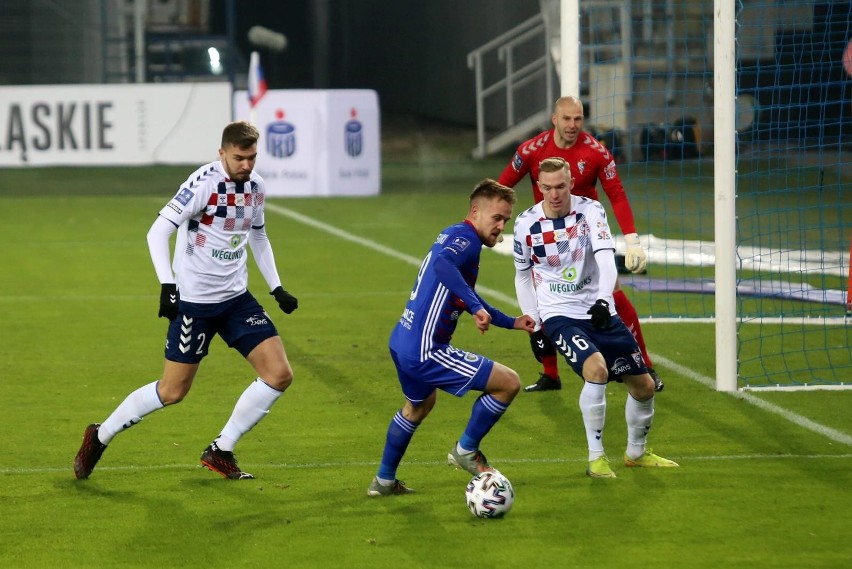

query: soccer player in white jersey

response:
[513,157,677,478]
[367,179,536,496]
[74,121,299,480]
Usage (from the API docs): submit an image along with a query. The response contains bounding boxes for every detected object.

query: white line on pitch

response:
[265,203,852,448]
[4,453,852,476]
[652,354,852,446]
[264,203,518,307]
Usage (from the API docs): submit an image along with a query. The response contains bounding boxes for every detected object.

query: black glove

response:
[587,299,611,329]
[529,329,556,362]
[271,286,298,314]
[158,283,179,321]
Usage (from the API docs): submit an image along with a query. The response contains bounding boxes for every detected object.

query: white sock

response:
[214,378,283,451]
[625,394,654,459]
[99,381,164,444]
[579,382,607,461]
[456,442,475,455]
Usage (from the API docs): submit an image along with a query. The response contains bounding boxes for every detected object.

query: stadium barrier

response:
[0,83,230,167]
[233,89,381,197]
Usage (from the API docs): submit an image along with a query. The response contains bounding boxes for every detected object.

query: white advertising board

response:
[0,83,231,167]
[233,89,381,196]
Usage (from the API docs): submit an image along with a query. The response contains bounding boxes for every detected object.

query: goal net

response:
[562,0,852,389]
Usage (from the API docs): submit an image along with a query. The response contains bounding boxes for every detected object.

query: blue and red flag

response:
[248,51,267,108]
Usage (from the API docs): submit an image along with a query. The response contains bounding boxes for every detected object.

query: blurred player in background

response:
[368,179,536,496]
[499,95,663,394]
[74,121,299,481]
[514,157,676,478]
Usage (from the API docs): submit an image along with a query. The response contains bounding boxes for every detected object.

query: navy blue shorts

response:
[543,315,648,381]
[389,346,494,405]
[164,291,279,364]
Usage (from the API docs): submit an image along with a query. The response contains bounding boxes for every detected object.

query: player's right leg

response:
[543,316,615,478]
[368,351,435,496]
[74,360,198,479]
[368,396,433,497]
[578,355,614,478]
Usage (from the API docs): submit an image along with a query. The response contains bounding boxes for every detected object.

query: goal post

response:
[714,0,737,392]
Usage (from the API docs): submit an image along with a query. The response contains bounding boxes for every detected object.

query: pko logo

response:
[345,108,363,157]
[267,109,296,158]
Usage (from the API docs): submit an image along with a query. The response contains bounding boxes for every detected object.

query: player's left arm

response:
[590,202,618,303]
[598,160,646,273]
[433,248,485,314]
[248,224,282,291]
[597,159,637,235]
[473,293,517,330]
[249,224,298,314]
[586,206,619,328]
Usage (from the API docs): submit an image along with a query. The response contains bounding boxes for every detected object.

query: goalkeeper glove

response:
[586,299,611,329]
[529,329,556,362]
[158,283,179,321]
[270,286,298,314]
[623,233,647,274]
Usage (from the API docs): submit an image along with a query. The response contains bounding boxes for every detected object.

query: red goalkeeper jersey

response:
[498,130,636,235]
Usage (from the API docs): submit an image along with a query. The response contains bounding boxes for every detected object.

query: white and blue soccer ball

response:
[465,470,514,518]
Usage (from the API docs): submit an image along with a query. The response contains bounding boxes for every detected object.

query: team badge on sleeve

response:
[511,152,524,171]
[451,237,471,251]
[175,188,195,205]
[604,160,617,180]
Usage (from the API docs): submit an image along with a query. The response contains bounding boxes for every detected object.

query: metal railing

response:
[466,13,555,158]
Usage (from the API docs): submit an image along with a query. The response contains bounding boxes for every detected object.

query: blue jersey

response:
[390,220,514,361]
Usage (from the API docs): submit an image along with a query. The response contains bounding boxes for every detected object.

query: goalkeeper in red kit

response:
[498,96,663,393]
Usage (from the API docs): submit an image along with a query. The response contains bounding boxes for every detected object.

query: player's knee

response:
[494,366,521,399]
[628,374,655,401]
[403,395,435,422]
[506,368,521,396]
[265,365,293,391]
[581,357,609,384]
[157,384,188,406]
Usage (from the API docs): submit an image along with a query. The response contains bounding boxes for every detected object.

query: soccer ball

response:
[465,470,514,518]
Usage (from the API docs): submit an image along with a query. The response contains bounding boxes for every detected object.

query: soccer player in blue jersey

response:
[513,157,676,478]
[74,121,298,481]
[367,179,536,496]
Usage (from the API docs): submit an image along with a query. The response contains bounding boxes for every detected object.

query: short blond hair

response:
[538,157,570,175]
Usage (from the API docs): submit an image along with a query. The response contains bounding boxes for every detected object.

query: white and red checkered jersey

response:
[156,160,267,303]
[513,197,617,321]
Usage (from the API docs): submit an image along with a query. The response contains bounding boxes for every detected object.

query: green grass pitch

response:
[1,152,850,568]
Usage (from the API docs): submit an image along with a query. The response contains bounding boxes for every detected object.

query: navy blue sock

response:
[377,411,418,481]
[458,394,508,451]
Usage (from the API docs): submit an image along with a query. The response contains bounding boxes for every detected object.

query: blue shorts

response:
[389,346,494,405]
[164,291,279,364]
[543,315,648,381]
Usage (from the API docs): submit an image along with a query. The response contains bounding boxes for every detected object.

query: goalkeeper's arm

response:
[623,233,647,274]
